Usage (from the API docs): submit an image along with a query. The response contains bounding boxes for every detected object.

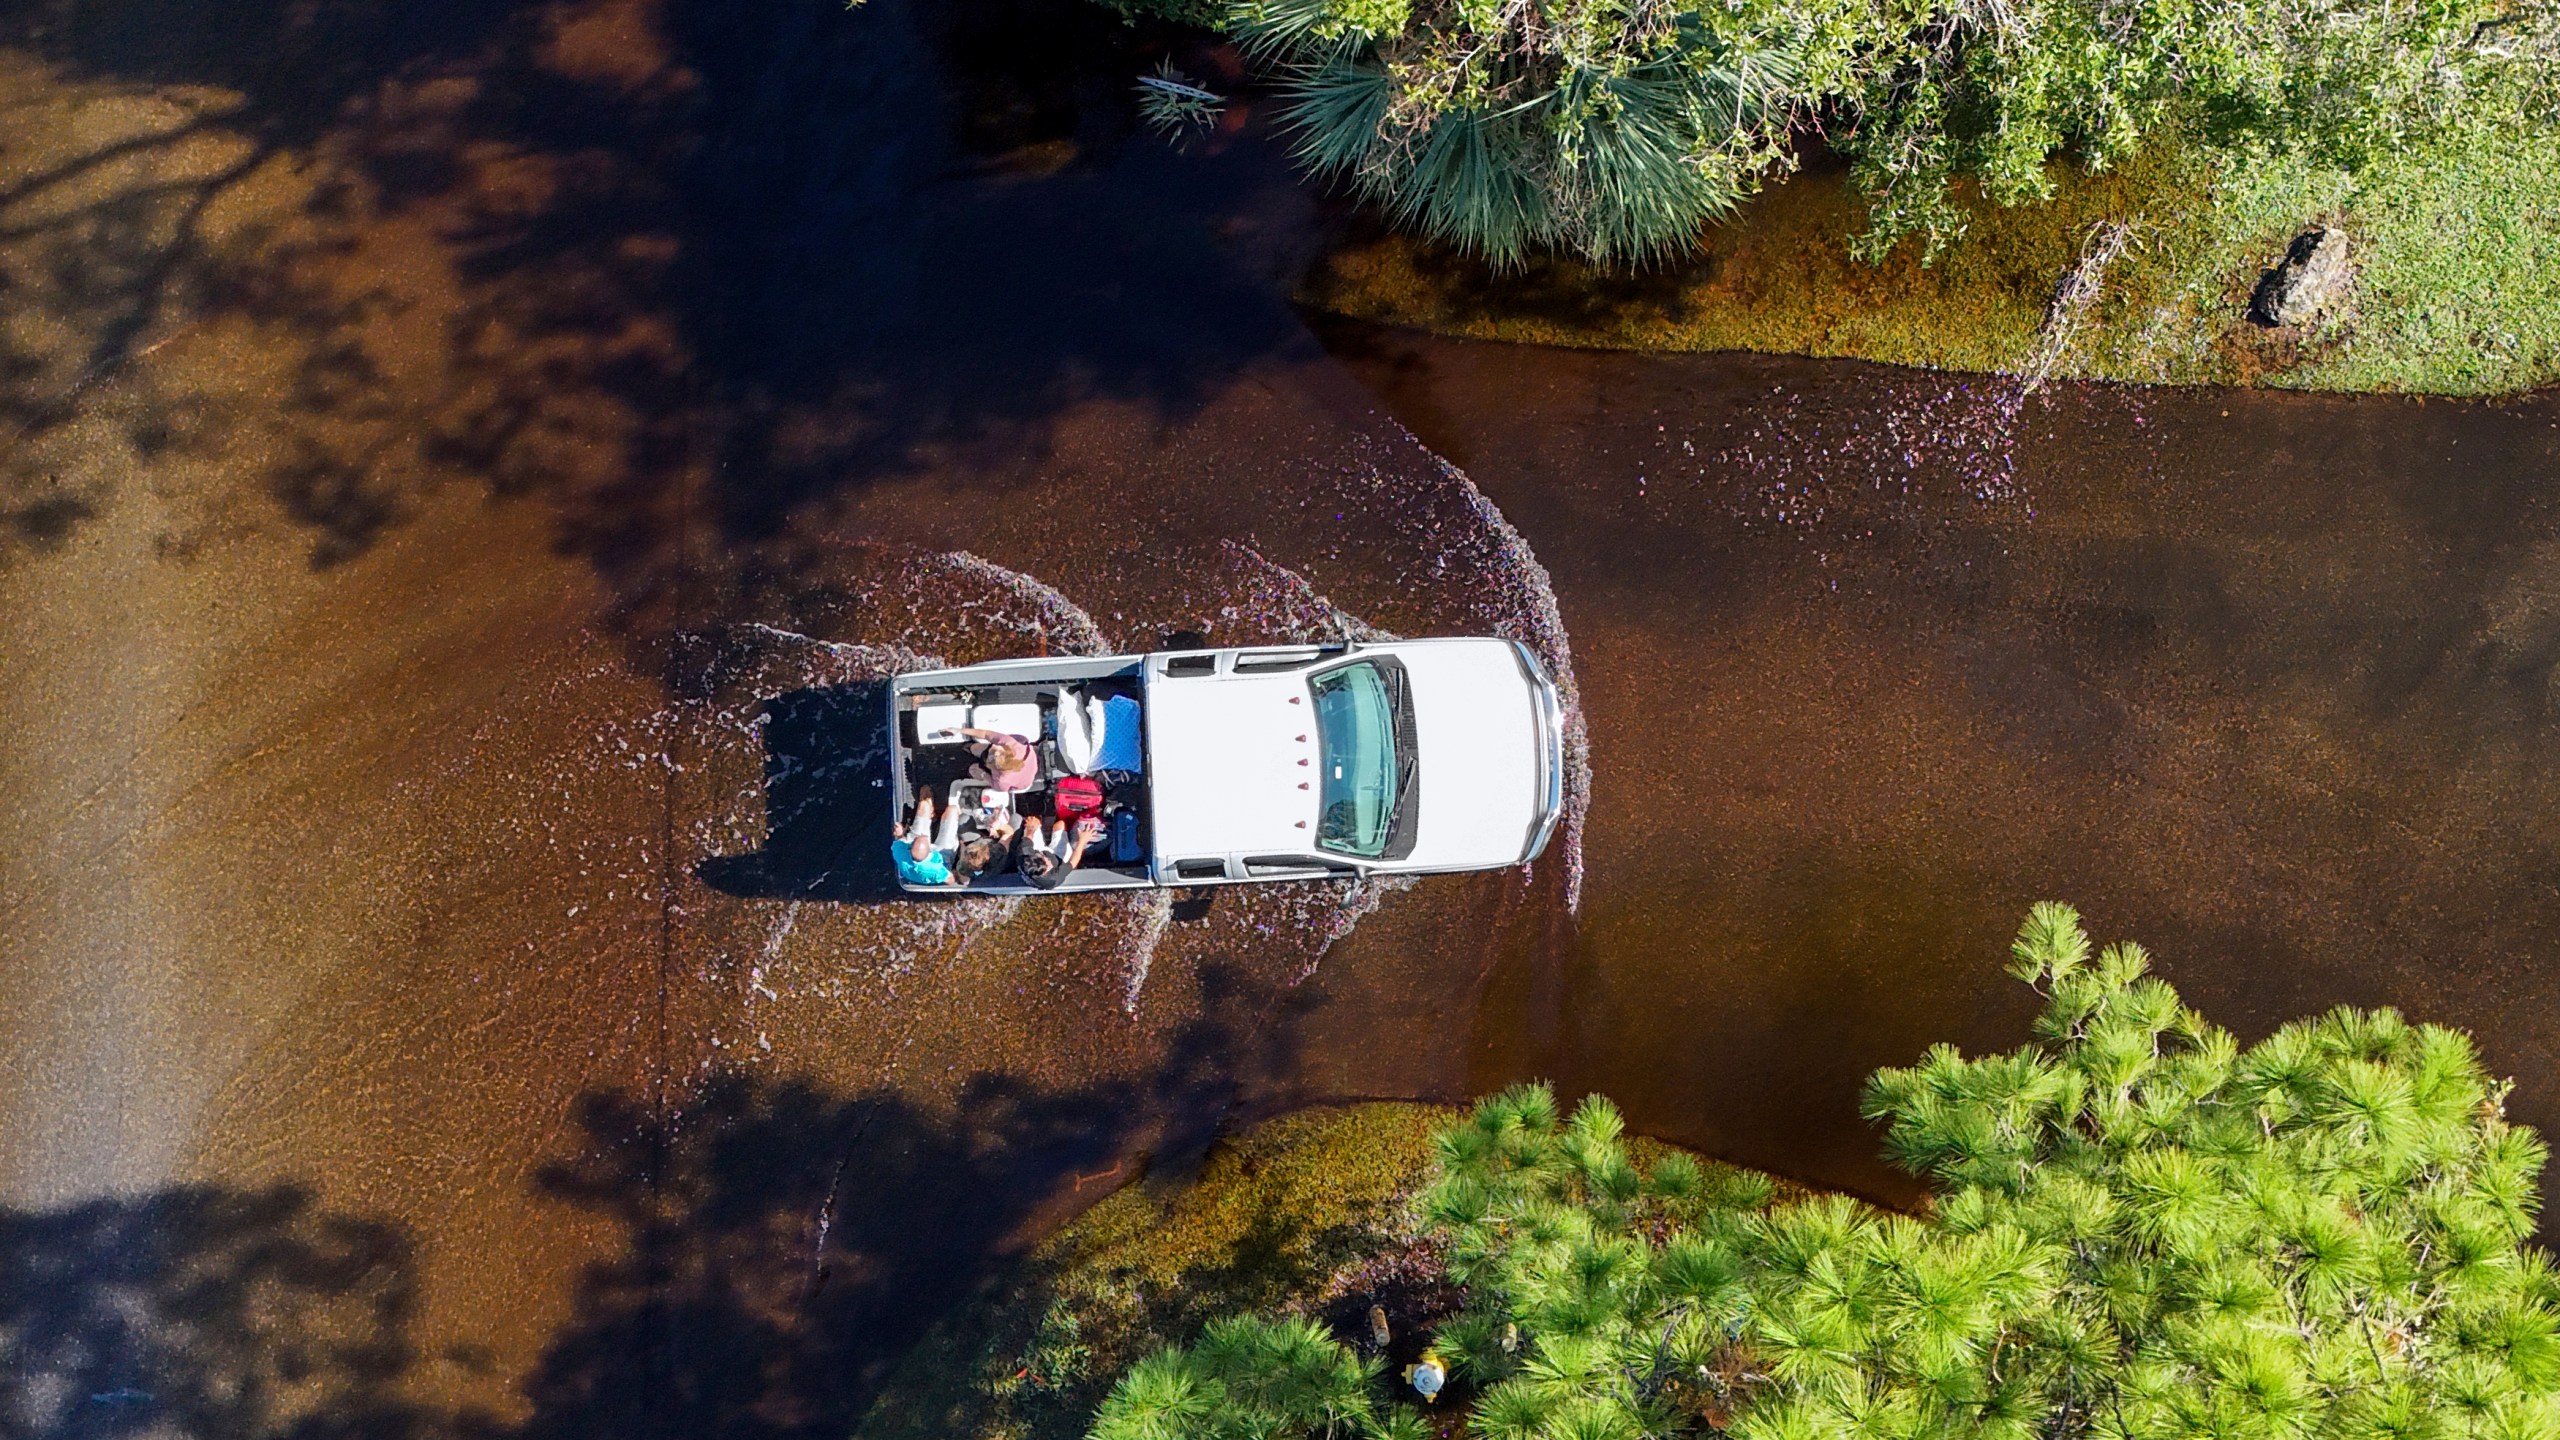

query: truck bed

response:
[886,659,1154,893]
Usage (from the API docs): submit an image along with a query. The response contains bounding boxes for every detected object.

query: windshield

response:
[1311,660,1402,857]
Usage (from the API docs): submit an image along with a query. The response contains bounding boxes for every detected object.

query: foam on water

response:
[1113,888,1174,1014]
[1239,872,1421,983]
[1421,451,1593,915]
[1211,541,1401,644]
[935,551,1109,656]
[1673,375,2037,534]
[728,621,944,679]
[476,594,1043,1078]
[743,890,1022,1038]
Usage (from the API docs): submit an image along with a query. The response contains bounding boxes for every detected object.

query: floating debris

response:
[2023,219,2142,391]
[1135,59,1225,142]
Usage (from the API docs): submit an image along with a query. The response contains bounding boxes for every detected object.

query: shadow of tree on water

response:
[508,977,1293,1438]
[0,0,1305,605]
[0,1184,471,1439]
[0,0,524,556]
[0,989,1298,1438]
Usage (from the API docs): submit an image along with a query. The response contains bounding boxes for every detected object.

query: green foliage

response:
[1090,0,1236,24]
[1833,0,2560,260]
[1307,124,2560,396]
[1108,0,2559,269]
[1794,899,2560,1440]
[2174,127,2560,393]
[1421,1086,1758,1436]
[1243,0,1820,266]
[860,1105,1455,1440]
[995,1299,1096,1399]
[1137,59,1228,141]
[1439,905,2560,1440]
[1092,907,2560,1440]
[1088,1314,1417,1440]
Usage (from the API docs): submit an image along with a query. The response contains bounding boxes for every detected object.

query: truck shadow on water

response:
[695,683,905,904]
[0,992,1294,1439]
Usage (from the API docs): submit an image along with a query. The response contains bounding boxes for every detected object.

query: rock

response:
[2251,227,2353,327]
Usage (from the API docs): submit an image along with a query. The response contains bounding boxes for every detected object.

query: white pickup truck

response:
[886,638,1565,893]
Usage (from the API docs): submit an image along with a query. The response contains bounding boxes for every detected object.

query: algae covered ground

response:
[1306,128,2560,398]
[853,1103,1798,1440]
[851,1104,1457,1440]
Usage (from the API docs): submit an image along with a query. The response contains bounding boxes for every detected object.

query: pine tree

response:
[1088,1314,1424,1440]
[1089,905,2560,1440]
[1421,1084,1749,1437]
[1789,901,2560,1440]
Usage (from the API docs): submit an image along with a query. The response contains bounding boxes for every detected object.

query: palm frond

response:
[1272,50,1393,178]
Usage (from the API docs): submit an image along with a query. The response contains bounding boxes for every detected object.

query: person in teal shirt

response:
[892,788,964,886]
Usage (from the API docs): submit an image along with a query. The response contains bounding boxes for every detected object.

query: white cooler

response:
[914,702,972,745]
[969,701,1043,743]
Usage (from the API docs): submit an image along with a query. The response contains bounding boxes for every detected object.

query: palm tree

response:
[1239,0,1807,268]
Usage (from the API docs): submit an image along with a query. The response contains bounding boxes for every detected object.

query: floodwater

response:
[0,0,2554,1435]
[1316,321,2560,1203]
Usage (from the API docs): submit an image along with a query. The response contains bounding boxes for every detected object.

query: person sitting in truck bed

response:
[1015,814,1102,889]
[952,834,1003,884]
[893,790,1011,889]
[892,787,965,887]
[969,808,1020,880]
[957,726,1041,792]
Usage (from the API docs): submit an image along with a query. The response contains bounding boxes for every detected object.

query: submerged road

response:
[1316,322,2560,1198]
[0,1,1554,1431]
[0,0,2555,1435]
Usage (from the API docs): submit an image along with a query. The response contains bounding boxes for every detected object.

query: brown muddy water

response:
[1315,320,2560,1203]
[0,0,2555,1434]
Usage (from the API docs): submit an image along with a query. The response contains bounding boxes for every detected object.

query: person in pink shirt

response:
[958,727,1041,791]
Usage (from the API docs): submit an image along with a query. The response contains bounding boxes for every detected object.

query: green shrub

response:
[1089,906,2560,1440]
[1113,0,2560,269]
[1090,1315,1423,1440]
[1247,0,1822,267]
[1090,0,1233,24]
[1834,0,2560,260]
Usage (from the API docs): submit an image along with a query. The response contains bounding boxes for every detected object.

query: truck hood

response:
[1398,640,1545,868]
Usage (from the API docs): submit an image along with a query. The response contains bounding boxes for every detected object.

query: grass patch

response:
[1304,128,2560,396]
[852,1104,1456,1440]
[852,1102,1803,1440]
[2207,135,2560,393]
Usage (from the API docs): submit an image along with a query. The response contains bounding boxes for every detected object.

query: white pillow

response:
[1055,690,1109,775]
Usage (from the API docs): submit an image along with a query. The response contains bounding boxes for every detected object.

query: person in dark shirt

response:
[1015,814,1101,889]
[952,836,1002,884]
